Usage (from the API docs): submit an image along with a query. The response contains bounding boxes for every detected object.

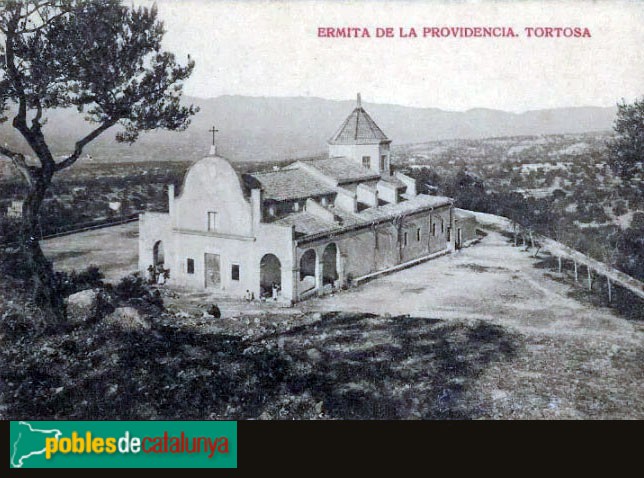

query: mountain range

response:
[0,95,616,164]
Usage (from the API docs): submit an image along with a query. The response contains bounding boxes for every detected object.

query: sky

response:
[135,0,644,112]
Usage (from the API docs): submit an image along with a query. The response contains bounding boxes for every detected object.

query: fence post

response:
[573,260,578,282]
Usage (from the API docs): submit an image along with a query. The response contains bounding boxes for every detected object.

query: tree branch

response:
[55,119,117,171]
[0,144,35,185]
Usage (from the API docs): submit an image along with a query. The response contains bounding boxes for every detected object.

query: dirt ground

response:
[39,223,643,419]
[42,223,139,282]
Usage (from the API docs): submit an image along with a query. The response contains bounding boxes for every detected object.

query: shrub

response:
[115,273,148,300]
[53,265,105,297]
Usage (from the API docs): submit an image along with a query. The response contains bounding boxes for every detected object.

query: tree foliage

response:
[607,97,643,182]
[0,0,197,317]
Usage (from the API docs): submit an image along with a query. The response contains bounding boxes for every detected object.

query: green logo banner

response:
[9,421,237,468]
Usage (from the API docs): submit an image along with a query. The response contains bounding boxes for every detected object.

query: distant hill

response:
[0,95,616,164]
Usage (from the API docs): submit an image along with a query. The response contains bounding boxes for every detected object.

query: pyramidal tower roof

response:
[328,93,391,145]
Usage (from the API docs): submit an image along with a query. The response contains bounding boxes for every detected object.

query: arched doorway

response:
[260,254,281,298]
[153,240,164,266]
[299,249,316,293]
[322,243,338,286]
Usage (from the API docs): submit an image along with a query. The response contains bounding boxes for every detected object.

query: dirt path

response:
[304,231,638,341]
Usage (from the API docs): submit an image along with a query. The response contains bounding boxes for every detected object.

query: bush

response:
[54,265,105,297]
[114,273,148,300]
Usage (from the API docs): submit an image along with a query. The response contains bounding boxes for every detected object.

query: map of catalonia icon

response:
[10,421,63,468]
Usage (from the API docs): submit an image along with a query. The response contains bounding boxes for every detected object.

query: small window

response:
[416,228,421,242]
[447,227,451,242]
[187,258,195,274]
[441,220,445,234]
[207,211,217,231]
[362,156,371,169]
[231,264,240,281]
[380,155,386,170]
[403,231,408,247]
[431,219,436,237]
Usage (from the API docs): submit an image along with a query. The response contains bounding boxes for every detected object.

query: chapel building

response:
[139,95,475,303]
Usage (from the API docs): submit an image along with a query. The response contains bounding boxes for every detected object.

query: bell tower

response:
[328,93,392,174]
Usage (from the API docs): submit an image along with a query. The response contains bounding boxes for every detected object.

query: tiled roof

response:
[273,212,335,235]
[379,175,407,189]
[301,157,381,184]
[277,194,453,238]
[455,208,476,220]
[329,107,390,145]
[249,169,335,201]
[358,194,451,222]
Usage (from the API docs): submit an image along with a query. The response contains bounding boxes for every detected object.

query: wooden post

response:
[587,267,592,291]
[607,277,612,303]
[558,256,562,273]
[573,261,578,282]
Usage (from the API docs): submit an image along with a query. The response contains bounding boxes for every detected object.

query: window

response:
[380,155,386,170]
[447,227,451,242]
[293,202,300,212]
[403,231,408,247]
[207,211,217,231]
[362,156,371,169]
[231,264,240,281]
[431,220,436,237]
[416,228,421,242]
[441,219,445,234]
[187,258,195,274]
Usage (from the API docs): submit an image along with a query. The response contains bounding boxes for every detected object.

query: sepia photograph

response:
[1,0,642,430]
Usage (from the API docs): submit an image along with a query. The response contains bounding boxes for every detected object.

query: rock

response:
[104,307,150,331]
[306,348,322,362]
[66,289,99,324]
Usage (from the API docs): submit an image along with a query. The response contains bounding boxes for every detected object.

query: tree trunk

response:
[20,175,65,320]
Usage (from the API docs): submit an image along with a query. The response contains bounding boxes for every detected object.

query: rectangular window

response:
[447,227,451,242]
[362,156,371,169]
[380,155,386,170]
[231,264,240,281]
[416,228,421,242]
[207,211,217,231]
[403,231,408,247]
[432,222,436,237]
[441,220,445,234]
[187,258,195,274]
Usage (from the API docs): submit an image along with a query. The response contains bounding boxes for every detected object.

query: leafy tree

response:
[0,1,197,318]
[607,97,643,182]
